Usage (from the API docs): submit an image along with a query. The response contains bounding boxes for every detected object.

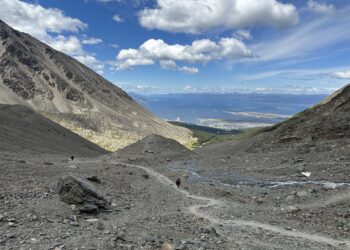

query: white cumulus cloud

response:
[97,0,149,7]
[0,0,104,74]
[0,0,86,40]
[138,0,299,34]
[179,66,199,74]
[112,15,123,22]
[233,30,252,40]
[307,0,335,14]
[160,60,199,74]
[49,36,84,55]
[82,37,103,45]
[330,71,350,79]
[46,36,105,74]
[116,38,253,71]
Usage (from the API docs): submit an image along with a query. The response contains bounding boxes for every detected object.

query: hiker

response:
[176,177,181,188]
[70,155,75,161]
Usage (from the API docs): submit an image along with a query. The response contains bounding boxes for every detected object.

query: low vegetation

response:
[170,121,265,148]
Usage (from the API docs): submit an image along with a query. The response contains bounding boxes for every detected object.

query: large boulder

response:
[57,174,110,213]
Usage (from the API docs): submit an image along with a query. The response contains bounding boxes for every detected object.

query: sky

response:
[0,0,350,94]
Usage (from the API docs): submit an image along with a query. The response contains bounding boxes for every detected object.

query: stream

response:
[167,160,350,189]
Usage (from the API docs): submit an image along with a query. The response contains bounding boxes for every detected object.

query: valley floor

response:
[0,148,349,250]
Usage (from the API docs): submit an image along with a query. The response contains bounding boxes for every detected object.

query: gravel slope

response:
[0,104,106,156]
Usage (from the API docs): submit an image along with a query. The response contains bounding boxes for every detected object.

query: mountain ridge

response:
[195,83,350,181]
[0,20,194,151]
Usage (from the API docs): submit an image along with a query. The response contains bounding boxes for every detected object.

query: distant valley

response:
[131,92,327,130]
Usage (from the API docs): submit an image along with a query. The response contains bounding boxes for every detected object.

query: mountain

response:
[0,20,194,151]
[0,104,107,156]
[256,82,350,145]
[196,84,350,180]
[114,134,196,166]
[117,134,193,157]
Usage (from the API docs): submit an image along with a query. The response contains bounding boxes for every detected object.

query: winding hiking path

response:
[116,161,350,249]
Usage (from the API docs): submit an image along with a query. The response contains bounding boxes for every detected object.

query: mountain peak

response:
[0,19,7,28]
[0,20,194,150]
[0,19,22,39]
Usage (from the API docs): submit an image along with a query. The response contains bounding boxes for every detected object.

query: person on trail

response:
[176,177,181,188]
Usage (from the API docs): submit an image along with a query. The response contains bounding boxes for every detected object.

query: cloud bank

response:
[330,71,350,79]
[307,0,335,14]
[116,38,253,72]
[139,0,299,34]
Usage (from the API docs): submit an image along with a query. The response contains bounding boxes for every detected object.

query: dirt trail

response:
[298,192,350,209]
[116,161,350,249]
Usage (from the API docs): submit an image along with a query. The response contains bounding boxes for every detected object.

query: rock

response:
[86,218,99,223]
[200,227,219,236]
[160,243,174,250]
[301,172,311,177]
[142,174,150,179]
[285,195,295,202]
[296,191,309,198]
[57,174,111,213]
[70,204,79,214]
[8,222,16,227]
[295,158,304,163]
[36,185,50,193]
[323,182,337,190]
[97,221,104,230]
[256,198,264,204]
[86,176,102,184]
[70,221,80,227]
[297,165,305,172]
[286,206,300,213]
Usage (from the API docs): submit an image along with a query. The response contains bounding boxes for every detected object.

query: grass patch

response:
[170,121,265,148]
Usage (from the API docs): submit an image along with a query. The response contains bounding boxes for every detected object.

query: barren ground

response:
[1,139,349,250]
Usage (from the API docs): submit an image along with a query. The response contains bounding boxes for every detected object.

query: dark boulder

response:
[57,174,110,213]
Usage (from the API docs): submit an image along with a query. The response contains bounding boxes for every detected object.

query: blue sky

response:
[1,0,350,94]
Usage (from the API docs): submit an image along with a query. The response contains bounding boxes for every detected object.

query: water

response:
[166,160,350,189]
[131,93,327,129]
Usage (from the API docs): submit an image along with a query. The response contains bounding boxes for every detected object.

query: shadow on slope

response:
[115,134,195,163]
[0,104,107,156]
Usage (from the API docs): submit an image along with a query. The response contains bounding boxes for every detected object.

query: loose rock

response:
[286,206,301,213]
[57,174,111,213]
[160,242,174,250]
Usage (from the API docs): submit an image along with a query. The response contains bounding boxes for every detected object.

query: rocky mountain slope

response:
[0,20,194,151]
[196,83,350,180]
[115,134,196,164]
[117,134,193,157]
[0,104,106,156]
[257,82,350,145]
